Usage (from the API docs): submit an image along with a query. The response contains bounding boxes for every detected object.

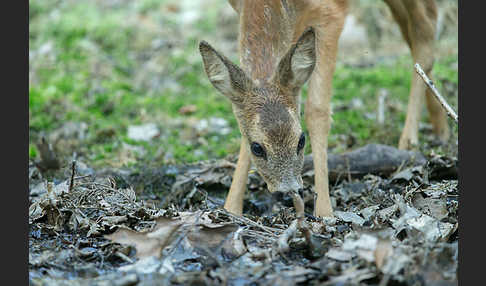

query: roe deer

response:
[199,0,449,218]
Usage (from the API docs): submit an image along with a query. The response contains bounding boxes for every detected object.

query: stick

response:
[377,89,388,125]
[69,159,76,192]
[219,209,282,236]
[277,191,314,254]
[414,63,458,123]
[290,192,313,250]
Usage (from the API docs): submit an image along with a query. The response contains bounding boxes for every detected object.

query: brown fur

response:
[200,0,449,217]
[199,27,314,196]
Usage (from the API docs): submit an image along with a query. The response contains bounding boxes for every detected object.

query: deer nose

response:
[271,183,304,207]
[288,180,303,192]
[277,179,303,193]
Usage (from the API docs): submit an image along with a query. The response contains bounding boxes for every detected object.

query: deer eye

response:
[297,133,305,153]
[250,142,266,158]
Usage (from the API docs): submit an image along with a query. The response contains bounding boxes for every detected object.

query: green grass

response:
[29,0,458,168]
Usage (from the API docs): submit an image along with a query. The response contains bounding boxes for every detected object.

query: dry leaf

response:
[374,239,393,270]
[29,184,64,230]
[105,217,182,259]
[412,194,448,220]
[186,224,239,250]
[326,248,355,262]
[178,105,197,115]
[406,214,455,242]
[334,211,365,225]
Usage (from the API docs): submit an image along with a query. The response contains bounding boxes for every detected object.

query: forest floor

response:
[29,0,458,285]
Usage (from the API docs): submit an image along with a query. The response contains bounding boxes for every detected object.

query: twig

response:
[345,156,352,182]
[73,174,92,180]
[390,159,407,179]
[241,229,276,243]
[414,63,458,123]
[291,192,314,252]
[377,88,388,125]
[68,159,77,192]
[277,191,314,254]
[219,209,282,236]
[115,252,134,264]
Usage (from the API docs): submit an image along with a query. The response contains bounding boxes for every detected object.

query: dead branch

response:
[219,209,282,237]
[69,159,76,192]
[414,63,458,123]
[303,144,428,181]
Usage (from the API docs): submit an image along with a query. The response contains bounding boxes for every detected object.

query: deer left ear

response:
[274,27,316,92]
[199,40,252,108]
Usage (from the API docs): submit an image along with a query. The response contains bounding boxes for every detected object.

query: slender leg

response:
[399,68,426,149]
[224,138,251,215]
[425,75,450,141]
[385,0,448,149]
[305,11,346,218]
[412,1,449,143]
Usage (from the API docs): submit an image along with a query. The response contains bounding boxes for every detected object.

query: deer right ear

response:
[199,41,252,107]
[274,27,316,93]
[228,0,241,13]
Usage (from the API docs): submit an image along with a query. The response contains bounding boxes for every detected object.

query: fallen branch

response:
[303,144,429,181]
[414,63,458,123]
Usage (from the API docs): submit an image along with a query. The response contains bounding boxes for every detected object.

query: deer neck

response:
[238,0,298,84]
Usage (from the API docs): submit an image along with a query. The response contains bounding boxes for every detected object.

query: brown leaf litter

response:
[29,144,458,286]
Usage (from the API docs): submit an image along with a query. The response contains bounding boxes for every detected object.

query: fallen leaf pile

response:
[29,145,458,286]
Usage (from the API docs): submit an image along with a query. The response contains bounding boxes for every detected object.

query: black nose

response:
[271,188,305,207]
[271,190,285,202]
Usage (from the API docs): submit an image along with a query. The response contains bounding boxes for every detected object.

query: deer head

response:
[199,28,316,194]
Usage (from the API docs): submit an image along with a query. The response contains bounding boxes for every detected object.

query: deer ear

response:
[228,0,241,13]
[199,41,252,107]
[275,27,316,92]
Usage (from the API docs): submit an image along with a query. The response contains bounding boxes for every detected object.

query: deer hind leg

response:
[425,80,450,141]
[303,7,347,218]
[385,0,449,149]
[224,137,251,215]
